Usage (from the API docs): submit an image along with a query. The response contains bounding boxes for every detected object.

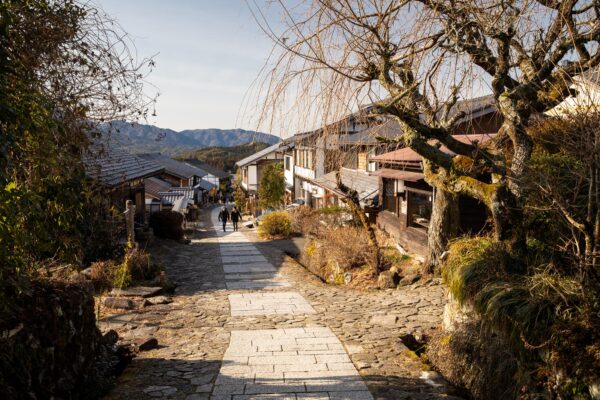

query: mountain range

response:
[99,121,280,155]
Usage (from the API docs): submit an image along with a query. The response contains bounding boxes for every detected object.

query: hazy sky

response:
[95,0,279,134]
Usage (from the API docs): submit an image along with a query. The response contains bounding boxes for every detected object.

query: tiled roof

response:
[183,160,230,178]
[138,153,208,179]
[159,191,192,212]
[445,95,497,122]
[235,143,282,167]
[159,192,184,206]
[283,95,496,147]
[169,187,195,199]
[371,133,495,163]
[369,169,424,181]
[333,120,401,146]
[84,143,163,187]
[313,167,379,201]
[144,177,172,199]
[159,186,195,210]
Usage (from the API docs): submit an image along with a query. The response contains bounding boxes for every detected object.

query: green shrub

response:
[258,212,292,239]
[442,236,510,304]
[319,205,345,214]
[112,263,132,289]
[381,246,411,269]
[149,210,184,240]
[443,237,584,364]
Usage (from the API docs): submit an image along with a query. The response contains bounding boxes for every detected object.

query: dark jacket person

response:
[230,207,242,231]
[218,206,230,232]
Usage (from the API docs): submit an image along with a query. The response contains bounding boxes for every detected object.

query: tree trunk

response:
[425,187,459,274]
[335,171,381,273]
[489,184,526,271]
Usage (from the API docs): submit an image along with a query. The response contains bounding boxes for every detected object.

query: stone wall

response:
[0,279,117,399]
[426,294,521,400]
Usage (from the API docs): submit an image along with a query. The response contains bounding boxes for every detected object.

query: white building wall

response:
[248,164,258,191]
[549,81,600,116]
[204,173,219,187]
[295,166,316,180]
[284,155,294,188]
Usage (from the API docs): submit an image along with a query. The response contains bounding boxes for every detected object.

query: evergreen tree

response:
[258,163,285,210]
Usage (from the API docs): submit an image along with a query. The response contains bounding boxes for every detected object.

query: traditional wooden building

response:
[137,153,208,187]
[183,160,230,188]
[236,143,283,193]
[84,143,164,224]
[286,115,395,208]
[235,143,283,214]
[144,176,172,214]
[312,167,379,218]
[370,134,493,255]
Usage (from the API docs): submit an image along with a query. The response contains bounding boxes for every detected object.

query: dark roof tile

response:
[138,153,208,179]
[84,143,163,187]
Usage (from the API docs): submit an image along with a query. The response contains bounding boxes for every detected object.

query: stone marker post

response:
[125,200,136,247]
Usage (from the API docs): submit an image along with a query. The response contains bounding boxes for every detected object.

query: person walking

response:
[231,206,242,231]
[218,206,230,232]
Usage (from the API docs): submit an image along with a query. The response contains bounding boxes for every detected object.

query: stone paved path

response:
[213,210,371,400]
[102,206,464,400]
[219,229,290,290]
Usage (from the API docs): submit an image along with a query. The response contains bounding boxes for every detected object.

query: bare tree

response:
[248,0,600,269]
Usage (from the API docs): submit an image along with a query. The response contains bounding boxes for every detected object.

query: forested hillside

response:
[176,142,272,171]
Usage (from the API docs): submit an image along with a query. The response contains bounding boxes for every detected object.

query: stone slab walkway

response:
[217,227,289,290]
[229,293,316,316]
[102,206,464,400]
[214,327,371,399]
[214,209,367,399]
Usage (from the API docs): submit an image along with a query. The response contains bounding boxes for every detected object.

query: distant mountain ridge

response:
[99,121,280,155]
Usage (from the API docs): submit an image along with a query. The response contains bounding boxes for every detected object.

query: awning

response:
[172,195,190,213]
[195,179,216,191]
[369,169,424,182]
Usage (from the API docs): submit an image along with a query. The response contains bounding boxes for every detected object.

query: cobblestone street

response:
[102,207,463,400]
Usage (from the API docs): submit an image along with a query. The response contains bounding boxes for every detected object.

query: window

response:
[285,156,291,171]
[383,179,397,213]
[367,148,377,172]
[407,190,432,230]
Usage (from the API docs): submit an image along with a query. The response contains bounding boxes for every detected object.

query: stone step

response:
[110,286,163,298]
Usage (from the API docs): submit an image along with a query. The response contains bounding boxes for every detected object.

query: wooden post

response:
[125,199,136,247]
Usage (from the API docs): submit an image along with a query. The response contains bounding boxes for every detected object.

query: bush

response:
[123,248,156,281]
[89,260,117,292]
[258,212,292,239]
[442,236,510,304]
[89,248,159,292]
[290,206,320,236]
[322,226,374,271]
[441,236,599,397]
[298,226,375,282]
[319,205,345,214]
[149,210,184,240]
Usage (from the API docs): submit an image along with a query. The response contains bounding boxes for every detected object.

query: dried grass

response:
[89,260,116,292]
